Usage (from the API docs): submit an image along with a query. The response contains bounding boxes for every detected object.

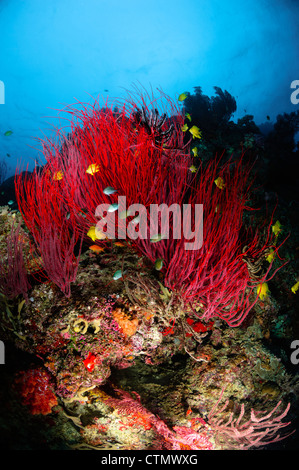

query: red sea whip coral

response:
[162,155,286,326]
[15,88,191,296]
[15,166,83,297]
[15,88,285,325]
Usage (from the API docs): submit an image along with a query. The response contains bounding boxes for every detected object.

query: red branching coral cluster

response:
[13,367,58,415]
[163,155,286,326]
[15,168,83,297]
[15,87,285,325]
[15,89,190,296]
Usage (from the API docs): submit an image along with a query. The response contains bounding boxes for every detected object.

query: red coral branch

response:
[15,168,83,297]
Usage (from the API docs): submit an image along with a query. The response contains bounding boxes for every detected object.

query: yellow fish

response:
[272,220,281,236]
[89,245,105,253]
[154,258,164,271]
[178,92,188,101]
[189,126,202,139]
[214,176,225,190]
[185,112,192,121]
[87,226,97,242]
[182,124,189,132]
[266,249,275,263]
[189,165,197,173]
[53,170,63,181]
[291,281,299,294]
[192,147,198,157]
[257,282,269,300]
[87,226,107,242]
[86,163,100,175]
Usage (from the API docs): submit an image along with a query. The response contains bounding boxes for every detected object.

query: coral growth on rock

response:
[0,87,297,450]
[13,367,58,416]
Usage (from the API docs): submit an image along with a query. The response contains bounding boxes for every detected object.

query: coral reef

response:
[0,88,298,450]
[13,367,58,415]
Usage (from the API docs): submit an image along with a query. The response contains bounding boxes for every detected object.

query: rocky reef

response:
[0,203,298,450]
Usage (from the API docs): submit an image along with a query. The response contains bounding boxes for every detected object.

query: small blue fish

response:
[8,200,14,205]
[108,203,119,212]
[113,269,126,280]
[103,186,118,196]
